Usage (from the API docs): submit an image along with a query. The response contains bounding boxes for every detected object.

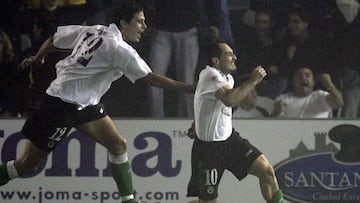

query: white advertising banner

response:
[0,119,359,203]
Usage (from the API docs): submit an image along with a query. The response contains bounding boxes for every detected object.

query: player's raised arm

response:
[216,66,266,107]
[19,36,55,69]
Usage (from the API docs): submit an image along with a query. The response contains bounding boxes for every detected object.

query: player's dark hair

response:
[206,41,223,66]
[110,0,144,28]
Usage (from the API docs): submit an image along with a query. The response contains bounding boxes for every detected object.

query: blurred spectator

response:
[24,0,88,26]
[198,0,235,47]
[237,9,287,99]
[279,7,331,80]
[58,0,86,6]
[20,12,61,115]
[7,0,62,117]
[42,0,60,11]
[59,0,106,25]
[42,0,87,25]
[0,1,23,31]
[30,13,58,49]
[0,29,15,64]
[15,0,89,56]
[232,88,273,118]
[325,0,360,118]
[273,66,343,118]
[148,0,199,118]
[232,74,274,118]
[11,0,61,59]
[249,0,334,29]
[0,28,16,116]
[85,0,106,25]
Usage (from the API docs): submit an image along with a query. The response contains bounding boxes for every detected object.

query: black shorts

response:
[187,129,262,201]
[21,95,107,152]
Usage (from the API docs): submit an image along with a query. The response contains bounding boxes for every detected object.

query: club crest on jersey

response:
[207,186,215,194]
[212,76,222,83]
[47,140,55,148]
[221,106,232,116]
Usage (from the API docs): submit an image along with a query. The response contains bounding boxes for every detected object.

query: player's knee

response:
[262,163,276,181]
[26,165,40,175]
[17,160,41,176]
[108,137,128,155]
[252,158,275,181]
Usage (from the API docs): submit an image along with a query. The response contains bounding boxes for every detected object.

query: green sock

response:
[269,190,284,203]
[122,199,139,203]
[108,161,136,202]
[0,163,11,186]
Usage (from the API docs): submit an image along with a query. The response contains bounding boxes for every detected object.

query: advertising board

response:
[0,119,359,203]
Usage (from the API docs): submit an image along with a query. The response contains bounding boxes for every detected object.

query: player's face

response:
[292,68,315,97]
[218,43,237,74]
[122,11,147,42]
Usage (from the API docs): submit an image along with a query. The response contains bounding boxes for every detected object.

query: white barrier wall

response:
[0,119,359,203]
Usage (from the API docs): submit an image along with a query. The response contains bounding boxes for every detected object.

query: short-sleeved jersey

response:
[194,65,234,142]
[275,90,332,118]
[47,23,152,108]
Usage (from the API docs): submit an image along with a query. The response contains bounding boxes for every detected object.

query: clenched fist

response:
[251,66,267,84]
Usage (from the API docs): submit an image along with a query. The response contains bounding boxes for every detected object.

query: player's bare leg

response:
[0,141,50,186]
[248,155,283,203]
[76,116,138,203]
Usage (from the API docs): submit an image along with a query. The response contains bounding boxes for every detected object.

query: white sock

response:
[7,160,19,179]
[122,194,135,201]
[108,152,128,164]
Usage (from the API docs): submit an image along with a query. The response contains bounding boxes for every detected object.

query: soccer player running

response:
[0,1,193,203]
[187,42,283,203]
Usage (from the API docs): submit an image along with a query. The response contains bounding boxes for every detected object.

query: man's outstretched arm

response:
[19,36,56,69]
[143,72,195,93]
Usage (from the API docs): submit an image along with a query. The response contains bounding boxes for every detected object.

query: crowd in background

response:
[0,0,359,119]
